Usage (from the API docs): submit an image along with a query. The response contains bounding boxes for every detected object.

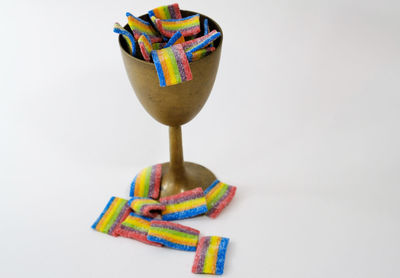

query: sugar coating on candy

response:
[192,236,230,275]
[115,212,162,246]
[152,42,166,50]
[181,30,221,54]
[113,22,136,56]
[128,197,165,218]
[91,196,131,236]
[164,31,185,48]
[187,46,216,62]
[138,34,153,61]
[148,3,182,28]
[204,180,236,218]
[154,14,201,38]
[159,187,208,221]
[130,164,162,199]
[203,18,214,48]
[151,44,193,87]
[126,12,162,43]
[147,220,200,251]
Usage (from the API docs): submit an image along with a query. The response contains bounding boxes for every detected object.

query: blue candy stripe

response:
[186,32,220,55]
[215,237,229,275]
[165,31,183,48]
[161,205,208,221]
[151,50,166,87]
[147,235,197,251]
[204,180,220,194]
[129,176,137,197]
[91,196,115,229]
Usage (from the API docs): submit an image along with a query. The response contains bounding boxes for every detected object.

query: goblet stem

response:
[169,126,184,172]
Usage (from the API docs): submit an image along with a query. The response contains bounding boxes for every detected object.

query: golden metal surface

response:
[119,10,223,197]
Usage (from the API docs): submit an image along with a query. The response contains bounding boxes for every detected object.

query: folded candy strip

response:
[154,14,201,38]
[115,212,162,246]
[148,3,182,20]
[151,44,192,87]
[182,30,221,55]
[126,12,162,43]
[192,236,230,275]
[91,197,131,236]
[128,197,165,218]
[147,220,200,251]
[113,22,136,56]
[164,31,185,48]
[159,187,208,221]
[204,180,237,218]
[130,164,162,199]
[188,46,216,62]
[138,34,153,61]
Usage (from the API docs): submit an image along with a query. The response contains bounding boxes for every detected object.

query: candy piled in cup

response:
[113,3,221,87]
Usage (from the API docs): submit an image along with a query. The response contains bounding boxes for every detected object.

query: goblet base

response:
[160,162,216,198]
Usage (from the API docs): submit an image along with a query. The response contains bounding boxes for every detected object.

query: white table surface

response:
[1,0,399,277]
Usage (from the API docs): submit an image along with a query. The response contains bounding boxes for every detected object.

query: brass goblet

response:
[118,10,223,197]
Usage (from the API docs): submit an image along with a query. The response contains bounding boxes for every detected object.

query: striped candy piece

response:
[128,197,165,218]
[192,236,230,275]
[204,180,237,218]
[188,46,216,62]
[91,197,131,236]
[159,187,208,221]
[151,44,192,87]
[130,164,162,199]
[126,12,162,43]
[154,14,201,38]
[147,220,200,251]
[138,34,153,61]
[181,30,221,55]
[115,212,162,246]
[148,3,182,21]
[113,22,136,56]
[164,31,185,48]
[203,18,214,48]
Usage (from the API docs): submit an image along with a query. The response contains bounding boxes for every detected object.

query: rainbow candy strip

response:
[188,46,216,62]
[138,34,153,61]
[151,44,192,87]
[148,3,182,21]
[126,12,162,43]
[115,212,162,246]
[154,14,201,38]
[113,22,136,56]
[130,164,162,199]
[164,31,185,48]
[147,220,200,251]
[159,187,208,220]
[181,30,221,54]
[128,197,165,218]
[203,18,214,48]
[91,197,131,236]
[204,180,237,218]
[192,236,230,275]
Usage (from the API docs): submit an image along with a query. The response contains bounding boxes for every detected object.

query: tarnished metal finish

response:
[119,11,222,197]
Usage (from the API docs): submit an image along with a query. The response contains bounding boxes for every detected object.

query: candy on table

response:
[192,236,230,275]
[159,187,208,221]
[164,31,185,48]
[91,196,131,236]
[204,180,236,218]
[148,3,182,27]
[147,220,200,251]
[151,44,193,87]
[181,30,221,55]
[128,197,165,218]
[113,22,136,56]
[126,12,162,43]
[153,14,201,38]
[138,34,153,61]
[130,164,162,199]
[187,46,216,62]
[115,212,163,246]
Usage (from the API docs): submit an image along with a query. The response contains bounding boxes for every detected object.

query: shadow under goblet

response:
[119,10,223,197]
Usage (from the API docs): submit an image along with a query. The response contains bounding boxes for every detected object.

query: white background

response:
[1,0,400,277]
